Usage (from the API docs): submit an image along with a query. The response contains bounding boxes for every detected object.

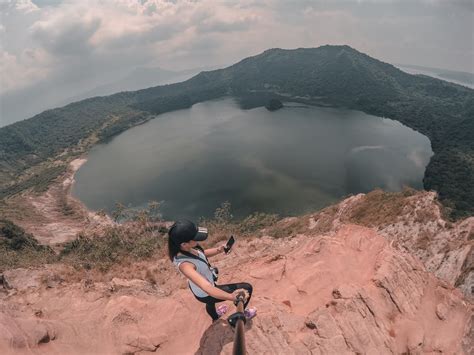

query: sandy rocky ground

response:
[0,160,473,354]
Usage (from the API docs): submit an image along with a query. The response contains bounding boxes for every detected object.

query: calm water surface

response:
[73,98,433,220]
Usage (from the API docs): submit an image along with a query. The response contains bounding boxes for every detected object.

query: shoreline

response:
[5,156,113,246]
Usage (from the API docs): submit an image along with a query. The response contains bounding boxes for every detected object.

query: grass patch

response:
[60,203,167,271]
[0,202,281,273]
[0,219,55,272]
[0,164,67,199]
[348,188,418,227]
[308,205,339,234]
[198,202,281,245]
[59,225,166,271]
[266,217,309,238]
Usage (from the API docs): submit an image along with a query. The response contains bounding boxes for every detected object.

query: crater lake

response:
[72,98,433,220]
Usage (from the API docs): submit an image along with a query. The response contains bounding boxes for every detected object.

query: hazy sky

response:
[1,0,473,126]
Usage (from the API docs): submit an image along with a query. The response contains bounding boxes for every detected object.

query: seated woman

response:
[168,219,256,322]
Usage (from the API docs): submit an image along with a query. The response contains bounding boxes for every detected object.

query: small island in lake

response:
[265,98,283,111]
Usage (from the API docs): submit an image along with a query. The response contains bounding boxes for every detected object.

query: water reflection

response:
[73,98,433,220]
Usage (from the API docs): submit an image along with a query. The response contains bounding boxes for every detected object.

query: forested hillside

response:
[1,45,473,218]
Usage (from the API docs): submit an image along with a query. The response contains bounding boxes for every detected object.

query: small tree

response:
[112,202,126,222]
[147,201,162,222]
[214,201,233,224]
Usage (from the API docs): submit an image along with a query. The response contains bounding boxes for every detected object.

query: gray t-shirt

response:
[173,249,215,298]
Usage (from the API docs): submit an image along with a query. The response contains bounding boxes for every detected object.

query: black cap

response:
[168,219,208,245]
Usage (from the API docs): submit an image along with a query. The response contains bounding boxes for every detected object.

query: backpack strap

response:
[175,248,212,269]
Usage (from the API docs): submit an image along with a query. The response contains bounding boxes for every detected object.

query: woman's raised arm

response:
[203,244,225,258]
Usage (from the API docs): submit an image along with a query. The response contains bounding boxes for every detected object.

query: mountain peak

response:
[257,44,360,58]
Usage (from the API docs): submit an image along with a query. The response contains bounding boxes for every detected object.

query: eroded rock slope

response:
[1,217,472,354]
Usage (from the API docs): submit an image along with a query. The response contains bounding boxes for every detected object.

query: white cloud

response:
[0,0,472,126]
[31,16,102,56]
[1,0,267,95]
[4,0,39,13]
[0,48,51,92]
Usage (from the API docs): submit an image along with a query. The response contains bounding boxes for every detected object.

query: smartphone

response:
[224,235,235,254]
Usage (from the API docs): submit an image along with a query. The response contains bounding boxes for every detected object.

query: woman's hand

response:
[231,289,249,303]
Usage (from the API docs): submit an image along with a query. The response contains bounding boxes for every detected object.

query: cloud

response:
[350,146,385,154]
[0,48,51,93]
[196,14,258,34]
[101,21,183,49]
[0,0,472,127]
[31,17,101,56]
[1,0,39,13]
[31,0,63,7]
[1,0,262,95]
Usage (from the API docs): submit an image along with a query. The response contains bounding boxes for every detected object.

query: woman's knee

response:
[239,282,253,294]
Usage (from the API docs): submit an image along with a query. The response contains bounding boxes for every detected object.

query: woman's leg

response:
[195,295,225,321]
[205,300,219,321]
[195,282,253,320]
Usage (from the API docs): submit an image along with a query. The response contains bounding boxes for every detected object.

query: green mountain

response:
[1,45,473,218]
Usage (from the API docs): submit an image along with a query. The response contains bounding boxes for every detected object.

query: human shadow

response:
[194,318,254,355]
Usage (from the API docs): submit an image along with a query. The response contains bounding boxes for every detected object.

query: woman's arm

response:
[179,262,235,301]
[203,244,225,258]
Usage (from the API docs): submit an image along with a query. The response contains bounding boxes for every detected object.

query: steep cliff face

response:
[0,191,472,354]
[198,225,472,354]
[304,189,473,299]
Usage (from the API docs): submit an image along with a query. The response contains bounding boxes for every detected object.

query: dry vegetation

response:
[307,204,340,234]
[3,189,467,280]
[348,188,418,227]
[2,190,430,273]
[0,219,55,272]
[0,201,281,274]
[59,224,166,272]
[266,217,310,238]
[196,201,280,244]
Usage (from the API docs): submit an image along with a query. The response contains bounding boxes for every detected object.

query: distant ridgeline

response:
[1,45,473,218]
